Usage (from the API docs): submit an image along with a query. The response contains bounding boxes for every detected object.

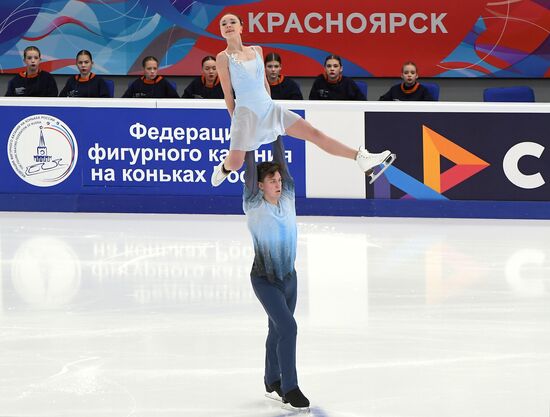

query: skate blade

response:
[265,392,283,403]
[368,153,396,184]
[281,403,310,413]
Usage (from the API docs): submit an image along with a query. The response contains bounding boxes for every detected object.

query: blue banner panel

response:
[1,107,306,198]
[365,112,550,201]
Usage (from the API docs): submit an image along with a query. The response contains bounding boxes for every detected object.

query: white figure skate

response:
[264,381,283,403]
[211,160,229,187]
[356,146,396,184]
[265,391,283,402]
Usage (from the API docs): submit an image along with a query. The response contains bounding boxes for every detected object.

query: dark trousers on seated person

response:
[251,270,298,395]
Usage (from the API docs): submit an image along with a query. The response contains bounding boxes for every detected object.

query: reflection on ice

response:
[11,237,81,308]
[0,213,549,417]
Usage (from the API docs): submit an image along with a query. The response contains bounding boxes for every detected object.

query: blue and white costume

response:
[226,48,300,151]
[244,141,297,282]
[244,136,300,395]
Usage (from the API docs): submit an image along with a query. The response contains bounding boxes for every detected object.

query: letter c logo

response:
[503,142,545,189]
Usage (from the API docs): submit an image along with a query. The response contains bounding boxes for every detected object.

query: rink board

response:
[1,98,549,219]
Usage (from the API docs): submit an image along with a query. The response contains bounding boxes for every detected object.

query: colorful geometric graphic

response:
[0,1,547,77]
[422,126,490,194]
[374,125,490,200]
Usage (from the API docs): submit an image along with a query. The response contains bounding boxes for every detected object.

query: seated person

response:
[182,55,224,99]
[309,54,365,101]
[59,50,110,97]
[379,61,434,101]
[264,52,303,100]
[123,56,178,98]
[5,46,58,97]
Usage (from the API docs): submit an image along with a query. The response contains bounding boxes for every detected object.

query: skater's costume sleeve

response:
[243,149,261,207]
[271,136,295,198]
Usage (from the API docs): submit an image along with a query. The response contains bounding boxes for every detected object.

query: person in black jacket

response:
[59,50,110,97]
[264,52,303,100]
[123,56,178,98]
[182,55,224,99]
[5,46,58,97]
[308,54,365,101]
[379,61,434,101]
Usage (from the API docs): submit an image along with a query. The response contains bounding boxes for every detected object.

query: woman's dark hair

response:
[257,161,281,182]
[264,52,281,65]
[76,49,93,61]
[201,55,216,66]
[23,46,41,59]
[324,54,342,66]
[142,55,159,67]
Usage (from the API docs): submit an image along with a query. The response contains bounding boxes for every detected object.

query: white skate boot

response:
[356,146,396,184]
[211,160,230,187]
[264,380,283,402]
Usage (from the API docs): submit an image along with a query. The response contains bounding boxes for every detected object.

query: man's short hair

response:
[257,161,281,182]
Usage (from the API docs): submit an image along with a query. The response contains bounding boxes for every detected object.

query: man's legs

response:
[252,272,298,394]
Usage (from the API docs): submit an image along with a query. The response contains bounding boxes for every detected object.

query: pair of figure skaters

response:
[213,13,395,412]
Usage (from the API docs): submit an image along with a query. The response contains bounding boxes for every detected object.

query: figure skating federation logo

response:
[8,114,78,187]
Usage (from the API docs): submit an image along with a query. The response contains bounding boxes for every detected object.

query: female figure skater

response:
[122,56,179,98]
[182,55,224,99]
[211,13,395,187]
[309,54,365,101]
[5,46,58,97]
[264,52,303,100]
[244,135,309,411]
[59,50,110,97]
[379,61,434,101]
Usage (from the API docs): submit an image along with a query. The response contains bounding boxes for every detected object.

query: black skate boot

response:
[282,387,310,411]
[265,380,283,402]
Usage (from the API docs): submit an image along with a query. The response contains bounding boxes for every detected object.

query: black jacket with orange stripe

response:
[182,76,224,99]
[379,83,434,101]
[269,75,303,100]
[122,76,178,98]
[6,70,58,97]
[308,74,365,101]
[59,74,110,97]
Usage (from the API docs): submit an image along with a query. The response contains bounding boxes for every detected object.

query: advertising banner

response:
[1,106,306,197]
[0,1,548,78]
[365,112,550,201]
[2,100,550,219]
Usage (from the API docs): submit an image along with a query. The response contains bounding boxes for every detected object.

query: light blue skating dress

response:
[225,48,301,151]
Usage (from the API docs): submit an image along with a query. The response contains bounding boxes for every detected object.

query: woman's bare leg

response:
[285,118,357,160]
[223,150,246,171]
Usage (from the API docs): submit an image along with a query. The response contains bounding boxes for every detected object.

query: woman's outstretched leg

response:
[284,118,357,159]
[285,118,394,181]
